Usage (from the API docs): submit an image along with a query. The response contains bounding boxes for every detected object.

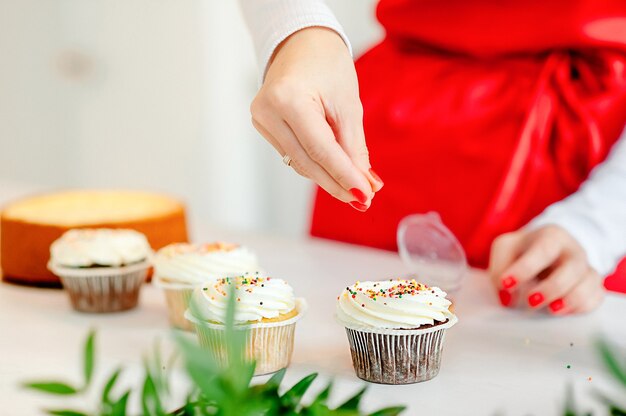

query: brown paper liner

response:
[55,266,148,313]
[344,326,449,384]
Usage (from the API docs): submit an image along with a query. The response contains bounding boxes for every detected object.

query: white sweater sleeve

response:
[530,130,626,276]
[238,0,351,81]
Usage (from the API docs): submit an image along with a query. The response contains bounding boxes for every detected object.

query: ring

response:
[282,154,292,167]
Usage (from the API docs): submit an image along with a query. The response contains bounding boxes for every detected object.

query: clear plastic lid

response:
[397,212,468,293]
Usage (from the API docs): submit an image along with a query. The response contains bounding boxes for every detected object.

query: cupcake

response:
[185,275,306,375]
[153,242,259,330]
[336,279,457,384]
[47,228,152,313]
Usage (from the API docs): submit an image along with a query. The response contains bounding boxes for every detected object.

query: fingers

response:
[547,269,605,315]
[280,98,374,203]
[498,232,562,289]
[251,114,357,205]
[329,100,384,192]
[525,257,587,309]
[489,232,523,290]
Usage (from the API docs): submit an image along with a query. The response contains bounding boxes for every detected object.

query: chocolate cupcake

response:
[336,279,457,384]
[48,229,152,313]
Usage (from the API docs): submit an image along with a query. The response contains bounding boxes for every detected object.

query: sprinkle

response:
[260,302,263,305]
[566,365,571,369]
[352,294,356,299]
[237,298,241,302]
[361,304,365,307]
[202,287,208,291]
[588,377,592,382]
[570,342,574,347]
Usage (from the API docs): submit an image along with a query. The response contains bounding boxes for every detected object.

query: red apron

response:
[310,0,626,292]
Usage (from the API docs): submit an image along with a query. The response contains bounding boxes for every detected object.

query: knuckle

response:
[266,80,296,110]
[492,232,516,251]
[304,142,329,164]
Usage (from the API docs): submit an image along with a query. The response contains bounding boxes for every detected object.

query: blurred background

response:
[0,0,382,237]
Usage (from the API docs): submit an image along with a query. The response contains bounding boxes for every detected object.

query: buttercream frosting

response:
[189,275,296,324]
[336,279,454,329]
[153,242,259,285]
[49,228,151,268]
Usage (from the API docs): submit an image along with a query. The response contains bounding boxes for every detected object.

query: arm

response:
[490,131,626,314]
[239,0,383,210]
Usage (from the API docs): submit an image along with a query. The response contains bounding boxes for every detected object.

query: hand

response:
[250,27,384,212]
[489,225,605,315]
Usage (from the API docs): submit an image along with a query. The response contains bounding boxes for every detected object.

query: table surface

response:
[1,229,626,415]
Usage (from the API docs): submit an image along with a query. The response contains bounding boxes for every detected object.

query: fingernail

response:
[498,289,512,307]
[549,299,565,313]
[350,188,369,204]
[528,292,544,308]
[501,275,517,290]
[369,169,384,186]
[349,201,369,212]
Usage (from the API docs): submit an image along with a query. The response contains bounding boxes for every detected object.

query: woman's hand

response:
[250,27,383,212]
[489,225,605,314]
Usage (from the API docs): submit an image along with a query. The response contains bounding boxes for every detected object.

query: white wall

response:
[0,0,382,238]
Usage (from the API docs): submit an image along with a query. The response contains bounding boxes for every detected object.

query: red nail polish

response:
[349,201,368,212]
[549,299,565,313]
[369,169,384,186]
[528,292,544,308]
[502,275,517,290]
[498,289,512,307]
[350,188,368,204]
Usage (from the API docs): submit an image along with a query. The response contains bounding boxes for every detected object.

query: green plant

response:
[23,287,406,416]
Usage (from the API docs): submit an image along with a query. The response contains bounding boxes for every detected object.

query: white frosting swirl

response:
[189,275,296,324]
[153,242,259,285]
[50,228,151,268]
[336,279,454,329]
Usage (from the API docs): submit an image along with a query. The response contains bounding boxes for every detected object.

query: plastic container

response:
[397,212,468,294]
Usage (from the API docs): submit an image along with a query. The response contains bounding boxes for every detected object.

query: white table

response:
[1,230,625,415]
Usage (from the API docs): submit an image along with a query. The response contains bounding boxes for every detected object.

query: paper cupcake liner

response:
[185,299,306,375]
[161,286,195,331]
[49,261,150,313]
[342,315,457,385]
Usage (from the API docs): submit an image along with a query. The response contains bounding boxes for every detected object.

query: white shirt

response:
[239,0,626,276]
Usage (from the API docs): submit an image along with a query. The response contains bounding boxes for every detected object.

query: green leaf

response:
[596,339,626,387]
[46,410,88,416]
[101,368,122,405]
[110,390,130,416]
[337,386,367,410]
[312,381,333,406]
[563,384,577,416]
[368,406,407,416]
[83,330,95,388]
[261,368,286,396]
[281,373,318,409]
[142,372,165,416]
[23,381,78,395]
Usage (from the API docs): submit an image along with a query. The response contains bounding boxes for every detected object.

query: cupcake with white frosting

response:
[336,278,457,384]
[48,228,152,313]
[185,275,306,375]
[153,242,260,330]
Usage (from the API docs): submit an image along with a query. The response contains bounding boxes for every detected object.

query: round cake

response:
[0,190,188,285]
